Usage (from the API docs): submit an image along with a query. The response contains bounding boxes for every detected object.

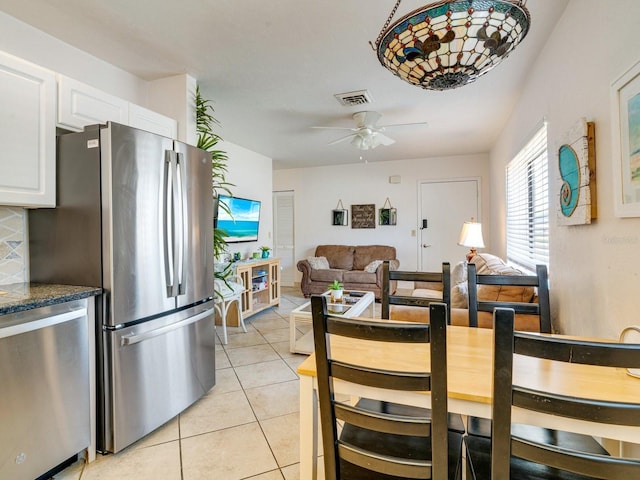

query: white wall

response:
[220,140,274,259]
[149,74,198,145]
[273,154,490,282]
[489,0,640,339]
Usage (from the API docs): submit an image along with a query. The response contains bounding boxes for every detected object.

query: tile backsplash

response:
[0,207,28,285]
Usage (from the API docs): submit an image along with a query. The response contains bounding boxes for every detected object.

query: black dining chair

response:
[380,260,465,436]
[311,296,463,480]
[467,263,552,333]
[465,307,640,479]
[381,261,451,321]
[466,262,554,438]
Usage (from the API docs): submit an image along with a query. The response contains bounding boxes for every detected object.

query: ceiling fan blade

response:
[353,111,382,128]
[378,121,429,129]
[311,126,357,131]
[328,133,357,145]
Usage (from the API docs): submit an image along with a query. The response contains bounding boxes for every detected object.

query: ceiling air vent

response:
[334,90,373,107]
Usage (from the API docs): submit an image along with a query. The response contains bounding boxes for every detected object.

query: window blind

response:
[506,124,549,272]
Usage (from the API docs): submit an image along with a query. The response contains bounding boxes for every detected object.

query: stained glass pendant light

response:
[373,0,531,91]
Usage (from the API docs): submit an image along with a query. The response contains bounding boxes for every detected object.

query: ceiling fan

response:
[312,111,428,150]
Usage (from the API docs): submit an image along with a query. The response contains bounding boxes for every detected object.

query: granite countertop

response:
[0,283,102,316]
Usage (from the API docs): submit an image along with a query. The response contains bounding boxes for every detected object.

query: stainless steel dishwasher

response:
[0,299,90,480]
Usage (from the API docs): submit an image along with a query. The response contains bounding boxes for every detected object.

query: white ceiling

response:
[0,0,568,169]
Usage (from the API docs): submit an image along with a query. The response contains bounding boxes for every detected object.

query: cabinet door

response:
[0,51,56,207]
[236,265,252,316]
[57,75,129,131]
[129,103,177,138]
[269,259,280,304]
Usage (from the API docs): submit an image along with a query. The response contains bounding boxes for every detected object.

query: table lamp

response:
[458,218,485,262]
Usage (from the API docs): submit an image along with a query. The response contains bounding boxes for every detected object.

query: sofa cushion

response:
[389,304,431,323]
[316,245,355,270]
[310,268,345,283]
[353,245,396,270]
[449,254,535,307]
[364,260,383,273]
[472,253,535,303]
[473,253,519,275]
[307,256,330,270]
[343,270,377,284]
[391,306,543,332]
[412,289,443,300]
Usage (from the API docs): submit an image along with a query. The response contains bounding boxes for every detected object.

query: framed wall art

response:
[611,58,640,217]
[378,197,397,225]
[332,209,347,226]
[332,199,348,226]
[351,204,375,229]
[556,118,596,226]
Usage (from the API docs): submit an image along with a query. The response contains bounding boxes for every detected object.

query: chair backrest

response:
[467,263,551,332]
[311,295,451,480]
[381,260,451,321]
[490,307,640,479]
[214,274,244,300]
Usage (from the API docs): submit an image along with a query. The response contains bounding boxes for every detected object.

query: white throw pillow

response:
[307,256,330,270]
[451,261,468,308]
[364,260,383,273]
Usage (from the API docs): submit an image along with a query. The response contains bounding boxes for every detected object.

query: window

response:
[506,124,549,272]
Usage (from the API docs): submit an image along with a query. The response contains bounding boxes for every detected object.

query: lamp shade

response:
[458,220,485,248]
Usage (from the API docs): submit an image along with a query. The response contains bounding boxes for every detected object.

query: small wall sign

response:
[351,204,376,229]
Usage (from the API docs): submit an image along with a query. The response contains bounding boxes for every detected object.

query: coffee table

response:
[289,290,376,354]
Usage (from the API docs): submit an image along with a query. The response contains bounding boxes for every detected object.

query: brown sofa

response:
[297,245,399,299]
[389,253,546,332]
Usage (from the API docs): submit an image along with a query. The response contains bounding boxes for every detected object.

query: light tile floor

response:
[53,286,322,480]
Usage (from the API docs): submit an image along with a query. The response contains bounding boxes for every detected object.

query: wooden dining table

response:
[297,324,640,479]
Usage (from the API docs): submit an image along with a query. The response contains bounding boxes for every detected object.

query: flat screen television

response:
[215,194,261,243]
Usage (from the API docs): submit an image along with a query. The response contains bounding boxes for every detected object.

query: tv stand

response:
[233,257,280,322]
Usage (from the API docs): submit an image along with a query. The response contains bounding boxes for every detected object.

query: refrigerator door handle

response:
[163,150,177,297]
[120,308,214,346]
[176,152,187,295]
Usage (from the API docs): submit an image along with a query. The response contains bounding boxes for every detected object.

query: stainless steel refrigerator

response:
[29,122,216,453]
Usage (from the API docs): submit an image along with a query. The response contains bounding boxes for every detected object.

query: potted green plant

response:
[197,86,239,300]
[196,85,233,263]
[328,279,344,302]
[260,246,271,258]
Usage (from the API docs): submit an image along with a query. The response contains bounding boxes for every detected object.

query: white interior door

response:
[419,179,480,271]
[273,190,295,287]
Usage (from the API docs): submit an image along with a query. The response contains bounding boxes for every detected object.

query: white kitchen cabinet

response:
[0,51,56,207]
[128,103,178,138]
[58,75,178,138]
[57,75,129,131]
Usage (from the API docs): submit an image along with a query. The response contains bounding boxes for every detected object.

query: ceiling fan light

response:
[373,0,531,91]
[351,133,377,150]
[369,134,383,149]
[351,135,366,150]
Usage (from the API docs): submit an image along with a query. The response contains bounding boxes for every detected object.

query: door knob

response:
[422,244,431,248]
